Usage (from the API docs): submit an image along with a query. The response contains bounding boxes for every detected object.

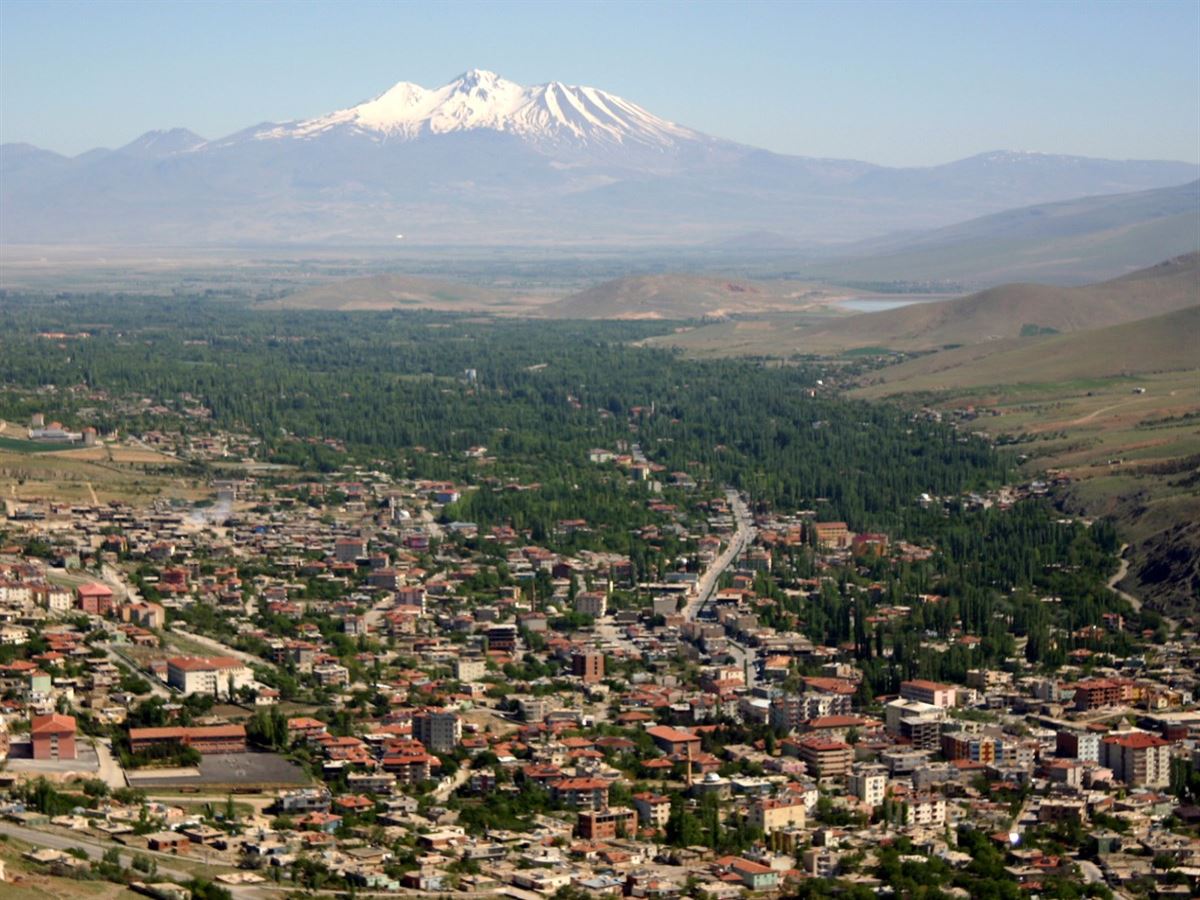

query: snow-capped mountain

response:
[255,69,704,157]
[2,70,1197,247]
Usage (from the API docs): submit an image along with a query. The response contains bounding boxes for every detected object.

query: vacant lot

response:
[0,447,202,505]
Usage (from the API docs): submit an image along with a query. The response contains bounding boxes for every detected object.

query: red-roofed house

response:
[77,583,114,617]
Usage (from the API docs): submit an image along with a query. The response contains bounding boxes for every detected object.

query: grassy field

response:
[0,436,81,454]
[0,447,203,505]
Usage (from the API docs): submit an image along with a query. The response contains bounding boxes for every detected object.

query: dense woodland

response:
[0,294,1005,541]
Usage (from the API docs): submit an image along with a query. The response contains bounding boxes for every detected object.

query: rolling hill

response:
[804,180,1200,286]
[798,251,1200,352]
[538,274,858,319]
[260,274,517,312]
[855,304,1200,397]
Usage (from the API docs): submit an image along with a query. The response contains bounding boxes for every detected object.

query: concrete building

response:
[571,651,605,684]
[900,679,957,708]
[412,710,462,753]
[1101,731,1172,787]
[454,658,486,683]
[770,691,852,733]
[166,656,252,698]
[794,736,852,779]
[749,797,807,834]
[129,725,247,755]
[848,765,888,808]
[76,583,115,617]
[811,522,851,550]
[903,794,947,827]
[633,792,671,829]
[31,713,76,760]
[576,807,636,839]
[551,777,610,811]
[574,591,607,619]
[1056,729,1100,762]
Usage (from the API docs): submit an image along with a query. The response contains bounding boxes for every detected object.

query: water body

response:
[836,296,955,313]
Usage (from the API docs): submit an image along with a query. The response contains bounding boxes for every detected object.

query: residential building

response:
[770,691,852,733]
[31,713,76,760]
[454,657,486,683]
[903,794,946,827]
[574,591,607,619]
[576,807,636,839]
[647,725,702,756]
[1101,731,1172,788]
[551,777,610,810]
[412,710,461,753]
[749,797,807,834]
[76,583,114,617]
[632,792,671,830]
[794,736,852,779]
[811,522,851,550]
[1056,729,1100,762]
[848,765,887,808]
[571,651,605,683]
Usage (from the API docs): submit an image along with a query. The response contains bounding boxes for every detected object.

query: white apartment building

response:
[413,710,462,753]
[166,656,252,698]
[848,765,888,808]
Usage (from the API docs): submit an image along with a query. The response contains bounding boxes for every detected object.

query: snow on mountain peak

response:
[256,71,702,152]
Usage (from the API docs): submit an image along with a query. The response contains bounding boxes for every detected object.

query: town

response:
[1,404,1198,900]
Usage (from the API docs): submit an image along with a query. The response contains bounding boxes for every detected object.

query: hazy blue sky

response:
[2,0,1197,166]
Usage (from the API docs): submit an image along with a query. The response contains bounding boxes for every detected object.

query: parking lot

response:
[126,751,309,788]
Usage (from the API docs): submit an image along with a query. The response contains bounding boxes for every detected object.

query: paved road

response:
[102,643,174,700]
[0,819,257,899]
[683,489,756,622]
[725,637,757,691]
[92,737,128,790]
[169,627,276,672]
[433,760,473,802]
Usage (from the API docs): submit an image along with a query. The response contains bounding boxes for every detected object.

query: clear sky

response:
[2,0,1197,166]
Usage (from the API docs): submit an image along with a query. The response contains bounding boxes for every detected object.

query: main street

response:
[682,488,756,622]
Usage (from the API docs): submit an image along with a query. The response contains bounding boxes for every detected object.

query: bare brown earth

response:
[538,274,863,319]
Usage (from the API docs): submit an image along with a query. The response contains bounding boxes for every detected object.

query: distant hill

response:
[804,181,1200,286]
[855,304,1200,396]
[261,274,515,312]
[539,274,854,319]
[800,252,1200,352]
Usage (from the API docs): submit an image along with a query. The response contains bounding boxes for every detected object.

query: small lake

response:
[836,296,954,313]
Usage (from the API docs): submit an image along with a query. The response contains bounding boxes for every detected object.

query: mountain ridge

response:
[3,71,1197,246]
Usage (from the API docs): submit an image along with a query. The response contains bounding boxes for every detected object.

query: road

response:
[0,820,258,899]
[433,759,473,802]
[682,489,756,622]
[92,737,128,790]
[1106,543,1177,633]
[169,626,276,672]
[102,642,175,700]
[724,637,757,691]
